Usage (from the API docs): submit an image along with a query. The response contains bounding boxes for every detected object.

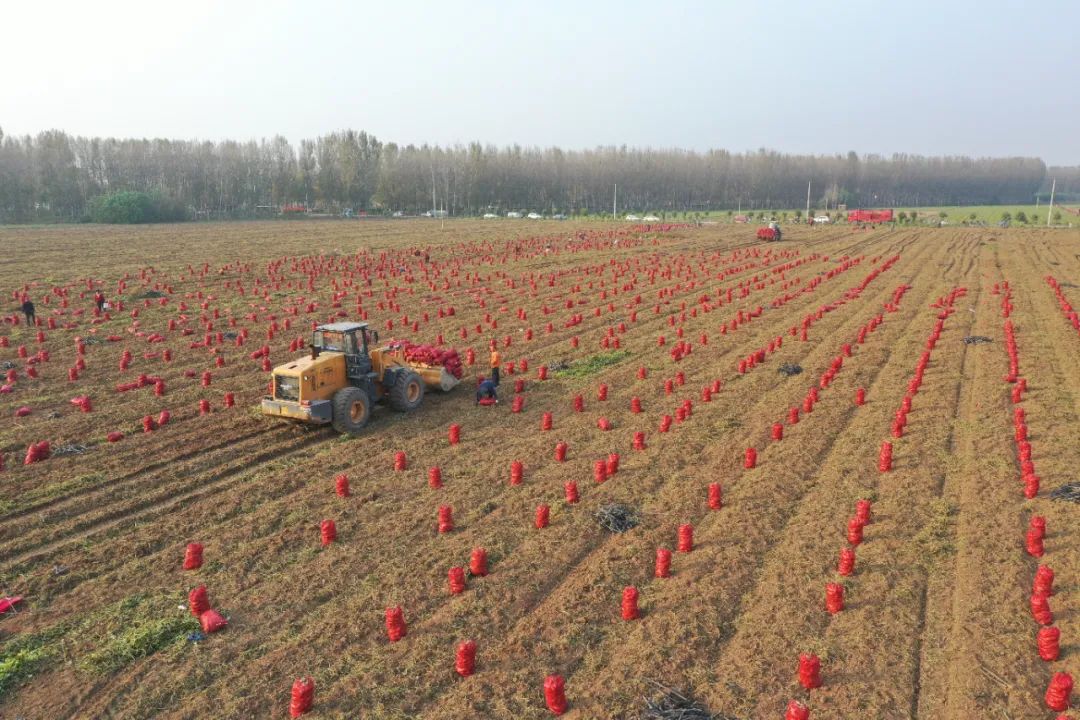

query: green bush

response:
[79,614,198,674]
[89,191,188,224]
[554,351,631,379]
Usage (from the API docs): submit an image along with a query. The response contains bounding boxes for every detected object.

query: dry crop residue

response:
[0,220,1078,719]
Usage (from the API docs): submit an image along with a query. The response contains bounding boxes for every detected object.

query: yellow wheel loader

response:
[261,322,461,434]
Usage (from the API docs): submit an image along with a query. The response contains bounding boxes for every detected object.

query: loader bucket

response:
[415,365,460,392]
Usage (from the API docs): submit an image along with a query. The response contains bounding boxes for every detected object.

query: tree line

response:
[0,126,1060,223]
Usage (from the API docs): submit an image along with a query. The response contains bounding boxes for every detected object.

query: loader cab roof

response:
[316,322,368,333]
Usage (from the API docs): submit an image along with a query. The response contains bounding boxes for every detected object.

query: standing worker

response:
[476,377,498,405]
[489,346,501,386]
[94,290,105,312]
[20,296,35,326]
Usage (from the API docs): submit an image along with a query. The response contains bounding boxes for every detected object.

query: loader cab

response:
[312,322,378,380]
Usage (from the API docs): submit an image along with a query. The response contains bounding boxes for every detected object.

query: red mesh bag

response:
[744,447,757,469]
[1031,592,1053,625]
[847,518,864,546]
[455,640,476,677]
[564,482,579,504]
[199,608,228,633]
[825,583,844,614]
[798,653,822,689]
[544,675,568,715]
[1045,672,1073,712]
[678,524,693,553]
[1038,626,1061,661]
[385,606,407,642]
[785,700,809,720]
[289,677,314,718]
[469,548,488,576]
[438,506,454,533]
[1027,529,1045,557]
[855,499,872,524]
[708,482,722,510]
[838,547,855,576]
[878,441,893,471]
[189,585,210,616]
[621,586,639,620]
[448,566,466,594]
[320,519,336,546]
[1034,565,1055,596]
[183,543,203,570]
[335,474,350,497]
[655,548,672,578]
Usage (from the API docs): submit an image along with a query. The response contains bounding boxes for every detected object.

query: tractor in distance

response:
[757,221,783,241]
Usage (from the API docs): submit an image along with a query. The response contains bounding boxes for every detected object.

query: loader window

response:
[319,331,345,352]
[275,375,299,401]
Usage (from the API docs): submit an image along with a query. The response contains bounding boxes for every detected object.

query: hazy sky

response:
[3,0,1078,163]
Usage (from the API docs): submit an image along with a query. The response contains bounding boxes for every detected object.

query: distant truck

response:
[847,209,894,223]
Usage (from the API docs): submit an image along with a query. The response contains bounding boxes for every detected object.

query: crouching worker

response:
[476,377,498,405]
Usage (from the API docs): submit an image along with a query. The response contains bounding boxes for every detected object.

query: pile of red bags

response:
[188,585,228,634]
[115,374,163,393]
[391,340,464,378]
[24,441,51,465]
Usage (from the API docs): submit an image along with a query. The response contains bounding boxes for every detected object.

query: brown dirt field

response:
[1,220,1079,719]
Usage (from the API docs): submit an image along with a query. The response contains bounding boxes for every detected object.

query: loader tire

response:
[332,386,371,434]
[389,369,425,412]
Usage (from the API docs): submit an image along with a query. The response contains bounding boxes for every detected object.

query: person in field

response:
[21,297,35,326]
[476,377,498,405]
[489,348,501,385]
[94,291,105,312]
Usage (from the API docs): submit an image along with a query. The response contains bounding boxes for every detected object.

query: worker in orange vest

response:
[489,348,501,386]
